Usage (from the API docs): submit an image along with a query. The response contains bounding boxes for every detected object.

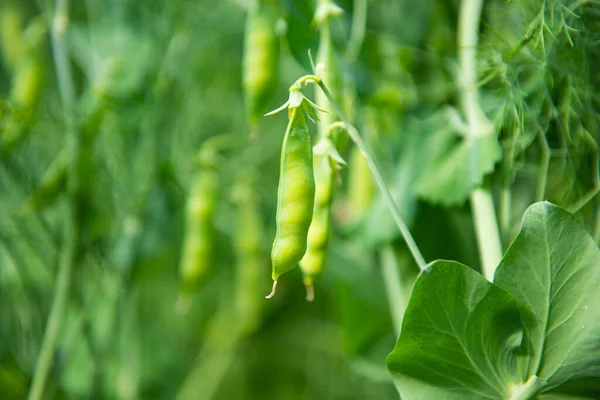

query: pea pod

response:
[232,174,267,334]
[0,4,24,70]
[299,127,345,301]
[177,167,218,301]
[243,1,280,137]
[267,106,315,298]
[176,139,227,313]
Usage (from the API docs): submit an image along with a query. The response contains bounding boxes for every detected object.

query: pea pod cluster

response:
[243,1,280,137]
[299,127,345,301]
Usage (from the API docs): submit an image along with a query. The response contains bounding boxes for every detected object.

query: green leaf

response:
[386,261,524,400]
[414,111,502,205]
[494,202,600,393]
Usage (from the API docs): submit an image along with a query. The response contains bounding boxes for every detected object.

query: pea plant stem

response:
[345,0,367,61]
[458,0,503,281]
[316,81,427,270]
[380,246,406,336]
[508,376,546,400]
[28,1,79,399]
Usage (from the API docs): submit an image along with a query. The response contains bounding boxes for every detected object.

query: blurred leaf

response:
[387,260,525,400]
[415,111,502,205]
[282,0,318,69]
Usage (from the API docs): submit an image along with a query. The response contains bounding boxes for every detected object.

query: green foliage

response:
[0,0,598,398]
[388,203,600,399]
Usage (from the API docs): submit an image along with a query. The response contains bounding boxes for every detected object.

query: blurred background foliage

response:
[0,0,598,399]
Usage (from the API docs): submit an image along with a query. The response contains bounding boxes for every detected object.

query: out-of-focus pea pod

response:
[176,135,231,314]
[243,1,280,138]
[1,15,46,157]
[10,16,47,110]
[265,81,325,298]
[0,4,24,70]
[232,173,267,335]
[314,0,345,149]
[299,123,345,301]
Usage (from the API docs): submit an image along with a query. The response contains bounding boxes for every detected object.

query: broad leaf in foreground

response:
[386,261,524,400]
[494,202,600,395]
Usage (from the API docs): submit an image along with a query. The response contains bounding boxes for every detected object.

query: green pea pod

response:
[243,2,280,137]
[176,166,219,313]
[268,107,315,298]
[11,57,44,108]
[299,129,345,301]
[0,4,24,71]
[233,175,266,335]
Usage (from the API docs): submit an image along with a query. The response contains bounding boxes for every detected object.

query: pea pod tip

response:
[305,282,314,302]
[174,294,192,316]
[265,280,278,299]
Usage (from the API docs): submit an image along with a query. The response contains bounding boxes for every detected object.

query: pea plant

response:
[0,0,598,399]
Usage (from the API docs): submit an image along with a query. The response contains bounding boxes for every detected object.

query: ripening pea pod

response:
[243,1,280,137]
[314,0,345,149]
[232,174,267,335]
[10,16,46,110]
[299,126,345,301]
[176,159,219,314]
[0,4,24,71]
[267,106,315,298]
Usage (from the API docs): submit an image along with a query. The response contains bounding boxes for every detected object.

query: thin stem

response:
[458,0,503,280]
[536,130,550,202]
[568,185,600,214]
[345,0,368,62]
[28,1,79,399]
[316,81,426,270]
[380,246,406,336]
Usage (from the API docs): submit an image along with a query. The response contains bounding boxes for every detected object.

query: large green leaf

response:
[386,261,525,400]
[494,202,600,394]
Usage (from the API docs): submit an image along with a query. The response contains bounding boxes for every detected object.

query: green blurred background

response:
[0,0,598,398]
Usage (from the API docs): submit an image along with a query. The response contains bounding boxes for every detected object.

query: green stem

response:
[316,81,427,270]
[471,187,503,281]
[28,1,79,399]
[536,130,550,202]
[458,0,503,281]
[568,185,600,214]
[380,246,406,336]
[345,0,368,62]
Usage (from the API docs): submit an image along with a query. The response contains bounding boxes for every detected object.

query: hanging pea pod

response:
[243,1,280,137]
[0,3,24,71]
[268,107,314,297]
[10,16,47,110]
[299,124,346,301]
[176,136,232,313]
[265,78,325,298]
[232,172,267,335]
